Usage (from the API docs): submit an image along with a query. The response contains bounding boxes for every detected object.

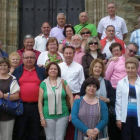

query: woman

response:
[58,25,75,53]
[72,77,108,140]
[0,57,20,140]
[37,37,64,67]
[80,28,91,50]
[80,58,117,140]
[116,57,140,140]
[9,52,20,74]
[82,37,106,79]
[38,62,73,140]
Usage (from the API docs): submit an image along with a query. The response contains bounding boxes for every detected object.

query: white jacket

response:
[115,75,140,126]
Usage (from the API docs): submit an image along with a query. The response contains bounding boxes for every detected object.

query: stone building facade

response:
[0,0,140,53]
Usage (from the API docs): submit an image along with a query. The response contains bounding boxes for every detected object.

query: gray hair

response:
[127,42,139,50]
[71,34,82,41]
[107,2,116,7]
[79,12,88,18]
[125,57,139,69]
[57,13,66,20]
[23,34,34,42]
[22,51,36,58]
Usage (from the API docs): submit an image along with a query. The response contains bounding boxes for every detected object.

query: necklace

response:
[84,96,97,103]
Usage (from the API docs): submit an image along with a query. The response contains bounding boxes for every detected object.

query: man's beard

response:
[73,43,81,48]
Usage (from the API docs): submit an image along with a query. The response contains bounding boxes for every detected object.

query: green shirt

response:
[40,81,69,119]
[74,22,97,37]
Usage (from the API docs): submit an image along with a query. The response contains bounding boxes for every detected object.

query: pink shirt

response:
[105,55,140,89]
[73,48,85,65]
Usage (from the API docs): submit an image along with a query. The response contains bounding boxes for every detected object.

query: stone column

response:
[0,0,19,54]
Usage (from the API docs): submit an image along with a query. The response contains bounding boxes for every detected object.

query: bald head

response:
[79,12,88,24]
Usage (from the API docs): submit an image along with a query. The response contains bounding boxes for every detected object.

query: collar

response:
[23,66,35,72]
[79,22,89,26]
[75,47,84,53]
[108,15,116,20]
[20,48,36,53]
[64,61,74,67]
[106,38,115,43]
[57,25,65,29]
[124,75,140,86]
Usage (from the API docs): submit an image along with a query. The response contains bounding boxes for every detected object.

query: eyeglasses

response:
[49,44,57,46]
[89,42,98,45]
[81,31,91,35]
[127,47,137,55]
[0,65,8,67]
[23,57,35,60]
[112,49,121,53]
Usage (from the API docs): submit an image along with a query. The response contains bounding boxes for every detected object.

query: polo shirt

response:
[74,22,97,37]
[34,34,49,52]
[19,67,41,102]
[97,16,128,40]
[17,48,41,65]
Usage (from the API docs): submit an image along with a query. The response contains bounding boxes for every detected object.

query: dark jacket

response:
[80,79,116,108]
[82,52,105,79]
[1,50,8,57]
[12,64,45,81]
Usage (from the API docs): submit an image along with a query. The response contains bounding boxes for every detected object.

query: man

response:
[97,2,128,40]
[100,25,126,59]
[74,12,97,36]
[59,46,85,140]
[13,51,45,140]
[0,39,8,57]
[71,34,85,65]
[130,17,140,55]
[34,22,51,52]
[50,13,66,42]
[17,34,40,65]
[105,42,140,89]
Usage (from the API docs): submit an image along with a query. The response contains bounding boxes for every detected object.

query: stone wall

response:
[0,0,19,54]
[85,0,140,44]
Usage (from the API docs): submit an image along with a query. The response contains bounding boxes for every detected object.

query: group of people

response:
[0,1,140,140]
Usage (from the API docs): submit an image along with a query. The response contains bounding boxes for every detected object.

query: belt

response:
[23,102,38,105]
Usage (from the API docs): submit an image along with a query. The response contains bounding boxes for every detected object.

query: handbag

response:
[98,101,109,140]
[0,79,23,116]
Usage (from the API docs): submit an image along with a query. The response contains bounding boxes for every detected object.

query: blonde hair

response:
[125,57,139,69]
[9,52,20,61]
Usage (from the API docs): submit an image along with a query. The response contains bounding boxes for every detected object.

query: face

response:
[81,30,91,40]
[48,41,58,53]
[10,56,20,67]
[107,3,116,16]
[92,62,103,77]
[48,64,58,77]
[72,36,82,48]
[63,48,75,64]
[23,38,34,50]
[79,12,88,24]
[125,45,138,59]
[23,51,36,68]
[106,26,115,38]
[41,23,51,35]
[0,62,9,74]
[57,14,66,27]
[112,46,122,57]
[66,27,74,38]
[86,84,97,95]
[89,40,98,52]
[126,63,137,78]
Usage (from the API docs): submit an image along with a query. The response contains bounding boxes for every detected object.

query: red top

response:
[19,67,41,102]
[17,48,41,65]
[100,37,125,54]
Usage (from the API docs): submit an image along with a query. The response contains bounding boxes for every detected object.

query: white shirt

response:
[59,61,85,94]
[97,16,128,40]
[102,39,115,59]
[37,51,64,66]
[34,34,49,52]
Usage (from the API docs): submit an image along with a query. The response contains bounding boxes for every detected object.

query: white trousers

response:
[0,119,15,140]
[44,115,69,140]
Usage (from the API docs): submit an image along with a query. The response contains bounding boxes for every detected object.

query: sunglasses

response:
[81,31,91,35]
[127,47,137,55]
[89,42,98,45]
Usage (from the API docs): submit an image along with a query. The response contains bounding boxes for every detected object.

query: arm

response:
[105,61,114,80]
[95,101,108,131]
[58,44,63,53]
[38,87,46,127]
[65,84,74,109]
[123,33,127,41]
[71,99,88,133]
[2,91,20,101]
[79,67,85,88]
[98,33,102,40]
[80,81,86,96]
[82,55,89,78]
[91,25,97,37]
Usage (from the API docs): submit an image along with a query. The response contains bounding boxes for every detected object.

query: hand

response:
[87,129,95,139]
[103,60,107,64]
[41,119,46,127]
[0,90,4,99]
[74,95,80,100]
[109,56,119,62]
[116,120,122,130]
[69,114,71,122]
[99,96,110,103]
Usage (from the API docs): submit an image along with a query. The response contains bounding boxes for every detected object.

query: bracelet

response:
[40,117,44,121]
[39,111,43,114]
